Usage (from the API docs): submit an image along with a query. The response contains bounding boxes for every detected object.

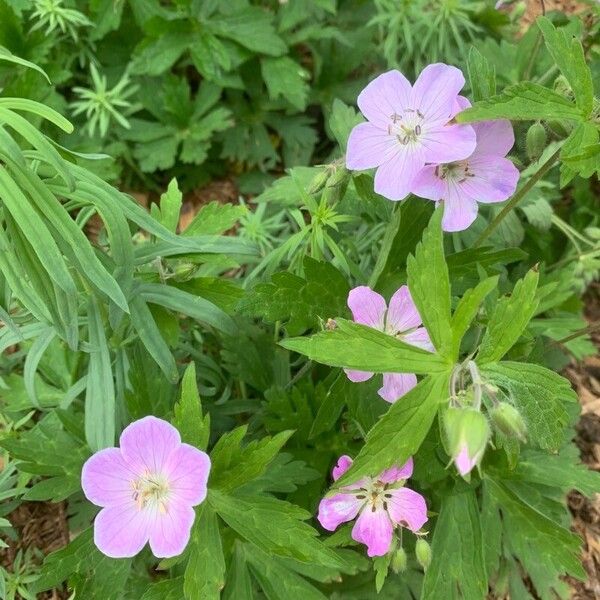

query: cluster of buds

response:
[390,538,431,574]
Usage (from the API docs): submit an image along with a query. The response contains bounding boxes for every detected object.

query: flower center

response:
[435,160,475,183]
[131,471,171,513]
[387,109,425,146]
[354,479,394,512]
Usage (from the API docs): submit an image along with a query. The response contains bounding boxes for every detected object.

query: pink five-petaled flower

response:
[81,416,210,559]
[346,64,476,202]
[344,285,433,403]
[412,103,520,232]
[317,455,428,557]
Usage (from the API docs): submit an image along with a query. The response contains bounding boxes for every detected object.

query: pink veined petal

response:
[148,503,196,558]
[441,183,479,232]
[386,487,428,533]
[471,120,515,158]
[374,146,425,201]
[403,327,434,352]
[344,368,374,383]
[163,443,211,506]
[357,70,412,129]
[93,503,151,558]
[411,165,447,202]
[386,285,422,334]
[411,63,466,123]
[379,457,414,483]
[347,286,387,330]
[351,506,394,557]
[378,372,417,403]
[346,123,399,171]
[421,122,476,164]
[451,95,472,118]
[455,444,477,476]
[120,416,181,474]
[81,447,139,508]
[318,493,363,531]
[461,156,520,204]
[332,455,353,481]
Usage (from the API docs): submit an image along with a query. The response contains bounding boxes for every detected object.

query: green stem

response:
[474,147,562,248]
[553,321,600,346]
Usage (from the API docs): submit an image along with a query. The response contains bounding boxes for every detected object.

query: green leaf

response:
[309,372,347,439]
[23,327,55,408]
[481,362,576,450]
[223,543,254,600]
[173,363,210,450]
[477,269,538,364]
[456,82,584,123]
[261,56,310,111]
[560,122,600,185]
[281,319,449,375]
[466,46,496,101]
[407,207,452,354]
[153,178,182,233]
[328,99,362,150]
[0,46,51,83]
[334,373,449,489]
[183,202,246,237]
[422,489,488,600]
[141,579,184,600]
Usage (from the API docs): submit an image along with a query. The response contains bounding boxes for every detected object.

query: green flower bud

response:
[444,407,490,477]
[491,402,527,441]
[415,538,432,571]
[327,164,350,188]
[308,168,330,194]
[391,547,408,573]
[525,122,546,162]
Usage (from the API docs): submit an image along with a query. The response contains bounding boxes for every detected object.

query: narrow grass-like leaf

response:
[0,98,73,133]
[24,327,56,408]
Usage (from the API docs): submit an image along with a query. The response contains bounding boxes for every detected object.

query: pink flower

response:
[317,455,428,557]
[346,64,476,201]
[344,285,433,403]
[455,443,483,477]
[412,115,520,232]
[81,416,210,559]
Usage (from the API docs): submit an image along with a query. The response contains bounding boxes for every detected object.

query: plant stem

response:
[553,321,600,346]
[474,147,562,248]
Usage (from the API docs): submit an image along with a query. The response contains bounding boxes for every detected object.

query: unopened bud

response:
[391,547,407,573]
[444,407,490,477]
[308,168,329,194]
[415,539,431,571]
[526,122,546,162]
[491,402,527,441]
[326,164,349,188]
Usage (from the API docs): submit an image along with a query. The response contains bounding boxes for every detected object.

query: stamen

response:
[415,125,421,135]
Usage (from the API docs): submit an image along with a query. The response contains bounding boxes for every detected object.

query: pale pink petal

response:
[347,286,386,330]
[318,493,363,531]
[403,328,434,352]
[471,120,515,158]
[148,503,196,558]
[346,123,399,171]
[411,64,466,123]
[378,372,417,403]
[379,458,414,483]
[460,156,519,204]
[421,123,476,164]
[411,165,446,201]
[386,487,428,532]
[451,95,472,118]
[374,146,425,201]
[357,70,412,129]
[81,448,139,508]
[120,416,181,474]
[344,368,374,383]
[351,506,394,557]
[332,455,353,481]
[441,183,479,232]
[455,444,477,476]
[163,444,210,506]
[94,503,151,558]
[386,285,422,334]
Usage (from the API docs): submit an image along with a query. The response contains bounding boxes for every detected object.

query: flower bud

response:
[415,538,432,571]
[326,164,350,188]
[308,168,330,194]
[525,122,546,162]
[444,407,490,477]
[391,547,407,573]
[491,402,527,442]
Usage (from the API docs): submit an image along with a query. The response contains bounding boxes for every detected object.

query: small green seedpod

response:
[525,122,546,162]
[415,538,432,571]
[391,547,408,574]
[491,402,527,442]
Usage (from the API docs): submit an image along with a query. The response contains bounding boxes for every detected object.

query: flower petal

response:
[81,447,139,508]
[148,503,196,558]
[318,493,363,531]
[441,183,479,232]
[403,327,434,352]
[357,70,412,129]
[386,285,422,333]
[347,286,387,330]
[120,416,181,474]
[472,120,515,157]
[346,123,398,171]
[421,123,476,164]
[379,457,414,483]
[461,156,520,204]
[344,369,374,383]
[451,95,472,118]
[374,146,425,201]
[412,64,466,123]
[386,487,428,533]
[163,443,211,506]
[411,165,447,201]
[455,444,479,476]
[94,503,151,558]
[351,507,394,557]
[332,455,353,481]
[378,372,417,403]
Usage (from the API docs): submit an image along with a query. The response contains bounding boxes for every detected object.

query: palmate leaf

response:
[261,56,310,111]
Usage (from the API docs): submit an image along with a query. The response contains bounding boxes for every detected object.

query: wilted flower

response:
[344,285,433,403]
[317,455,428,557]
[81,416,210,558]
[346,64,476,201]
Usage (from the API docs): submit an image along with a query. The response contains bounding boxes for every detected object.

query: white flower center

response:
[353,478,395,513]
[387,109,425,146]
[435,160,475,183]
[131,470,171,513]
